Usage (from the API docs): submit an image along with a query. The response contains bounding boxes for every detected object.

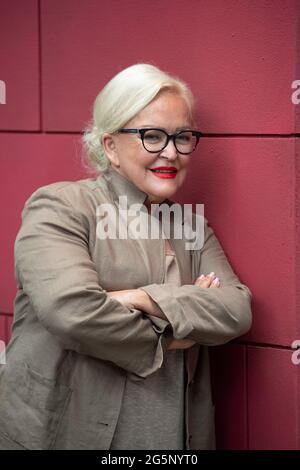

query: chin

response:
[147,185,178,202]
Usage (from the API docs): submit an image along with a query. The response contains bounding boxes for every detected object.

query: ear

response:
[101,133,120,167]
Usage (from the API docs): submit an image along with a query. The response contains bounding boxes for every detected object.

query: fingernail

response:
[208,272,215,277]
[213,277,220,284]
[199,274,204,279]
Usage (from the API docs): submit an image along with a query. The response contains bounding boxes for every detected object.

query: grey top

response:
[110,242,186,450]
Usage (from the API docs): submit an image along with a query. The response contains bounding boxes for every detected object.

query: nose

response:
[160,138,178,160]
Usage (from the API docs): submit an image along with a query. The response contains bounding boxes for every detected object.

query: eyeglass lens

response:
[142,129,197,154]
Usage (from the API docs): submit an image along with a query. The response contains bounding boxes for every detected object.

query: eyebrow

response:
[138,125,192,131]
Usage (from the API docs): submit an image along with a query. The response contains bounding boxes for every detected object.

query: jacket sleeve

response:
[140,218,252,345]
[14,186,172,378]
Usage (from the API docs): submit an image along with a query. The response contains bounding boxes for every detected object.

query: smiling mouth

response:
[150,169,177,173]
[149,167,178,179]
[149,166,178,173]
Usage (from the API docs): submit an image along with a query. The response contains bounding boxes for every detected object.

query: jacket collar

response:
[100,166,183,223]
[101,166,151,208]
[99,166,191,283]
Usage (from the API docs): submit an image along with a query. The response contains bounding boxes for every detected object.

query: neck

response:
[144,195,165,213]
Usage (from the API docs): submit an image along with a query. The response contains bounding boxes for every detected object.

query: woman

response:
[0,64,252,450]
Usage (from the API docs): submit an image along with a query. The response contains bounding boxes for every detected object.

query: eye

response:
[176,131,193,143]
[143,130,165,143]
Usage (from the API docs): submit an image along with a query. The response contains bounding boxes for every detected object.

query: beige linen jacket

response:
[0,167,252,450]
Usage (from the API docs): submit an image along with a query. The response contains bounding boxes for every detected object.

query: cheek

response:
[133,150,157,172]
[180,157,191,174]
[117,141,145,169]
[177,159,190,184]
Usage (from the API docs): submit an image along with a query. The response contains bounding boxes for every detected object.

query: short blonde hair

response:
[82,63,195,172]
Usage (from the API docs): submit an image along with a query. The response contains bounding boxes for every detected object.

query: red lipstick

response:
[149,166,178,179]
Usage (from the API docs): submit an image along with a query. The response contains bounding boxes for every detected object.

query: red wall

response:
[0,0,299,449]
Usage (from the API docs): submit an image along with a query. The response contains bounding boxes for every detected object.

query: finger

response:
[194,274,209,287]
[195,274,214,288]
[210,277,220,288]
[196,271,216,281]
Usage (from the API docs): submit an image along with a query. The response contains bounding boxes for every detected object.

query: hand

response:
[107,289,168,320]
[194,271,220,288]
[167,272,220,351]
[107,289,137,310]
[167,338,196,350]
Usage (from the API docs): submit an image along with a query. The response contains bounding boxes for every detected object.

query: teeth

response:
[151,169,176,173]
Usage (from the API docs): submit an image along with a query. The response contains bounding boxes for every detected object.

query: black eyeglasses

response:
[118,128,202,155]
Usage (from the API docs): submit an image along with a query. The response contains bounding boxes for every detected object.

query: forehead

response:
[130,92,192,127]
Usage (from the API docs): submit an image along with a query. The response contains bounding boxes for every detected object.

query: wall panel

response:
[41,0,296,133]
[0,0,39,130]
[248,346,298,449]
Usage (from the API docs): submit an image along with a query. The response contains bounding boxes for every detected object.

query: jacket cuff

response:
[140,284,194,339]
[127,326,173,381]
[147,314,170,334]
